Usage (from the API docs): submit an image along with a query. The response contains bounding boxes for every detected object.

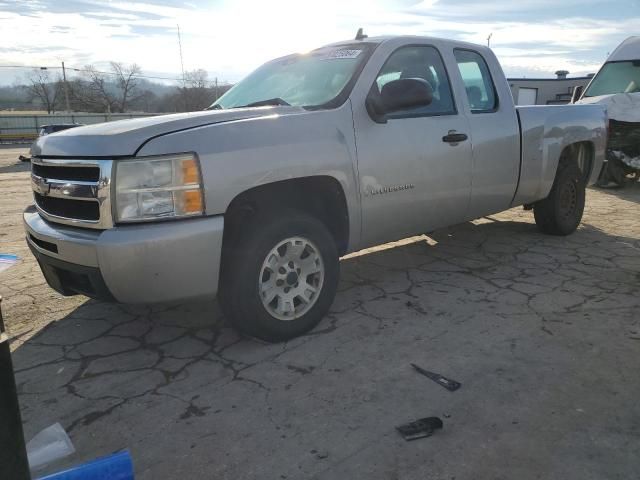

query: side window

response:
[454,49,497,113]
[374,46,456,116]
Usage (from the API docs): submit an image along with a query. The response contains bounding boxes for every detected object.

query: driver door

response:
[353,44,473,247]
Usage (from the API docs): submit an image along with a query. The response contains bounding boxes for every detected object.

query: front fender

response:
[135,102,361,250]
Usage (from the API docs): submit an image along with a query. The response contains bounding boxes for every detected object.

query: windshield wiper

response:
[238,97,291,108]
[207,104,223,110]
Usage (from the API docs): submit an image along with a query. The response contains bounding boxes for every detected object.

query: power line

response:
[0,64,186,82]
[67,66,185,82]
[0,65,59,69]
[63,66,229,84]
[0,64,231,87]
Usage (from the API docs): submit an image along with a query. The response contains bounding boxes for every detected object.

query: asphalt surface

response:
[1,145,639,479]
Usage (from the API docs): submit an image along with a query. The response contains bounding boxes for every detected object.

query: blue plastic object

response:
[37,450,134,480]
[0,254,19,273]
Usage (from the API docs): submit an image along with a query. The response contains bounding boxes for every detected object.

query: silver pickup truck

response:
[24,35,607,341]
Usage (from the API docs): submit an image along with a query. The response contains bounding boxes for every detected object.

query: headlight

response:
[114,153,204,222]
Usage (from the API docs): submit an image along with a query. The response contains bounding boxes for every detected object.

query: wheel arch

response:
[533,140,596,203]
[558,141,595,184]
[222,175,351,256]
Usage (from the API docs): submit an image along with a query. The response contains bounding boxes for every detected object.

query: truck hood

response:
[32,107,304,157]
[578,93,640,123]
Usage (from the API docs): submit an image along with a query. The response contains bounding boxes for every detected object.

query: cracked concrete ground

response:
[1,145,639,479]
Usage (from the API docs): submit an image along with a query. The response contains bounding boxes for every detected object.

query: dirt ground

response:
[1,145,639,479]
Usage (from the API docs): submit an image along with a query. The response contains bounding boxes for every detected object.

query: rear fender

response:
[512,105,606,206]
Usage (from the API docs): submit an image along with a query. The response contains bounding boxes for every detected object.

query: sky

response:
[1,0,639,86]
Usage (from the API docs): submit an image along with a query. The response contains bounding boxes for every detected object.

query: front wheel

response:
[533,162,586,235]
[219,211,339,342]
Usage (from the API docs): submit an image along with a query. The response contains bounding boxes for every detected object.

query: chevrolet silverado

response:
[24,35,607,341]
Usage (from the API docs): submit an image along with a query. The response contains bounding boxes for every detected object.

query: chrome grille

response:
[31,158,113,229]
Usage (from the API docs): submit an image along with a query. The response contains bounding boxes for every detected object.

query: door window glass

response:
[374,46,456,116]
[454,49,497,112]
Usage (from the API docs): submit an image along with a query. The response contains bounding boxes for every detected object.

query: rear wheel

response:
[534,162,585,235]
[219,211,339,342]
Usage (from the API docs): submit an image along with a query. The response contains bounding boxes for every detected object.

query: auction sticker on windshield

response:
[318,49,362,60]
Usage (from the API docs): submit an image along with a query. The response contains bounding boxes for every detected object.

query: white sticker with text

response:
[319,49,363,60]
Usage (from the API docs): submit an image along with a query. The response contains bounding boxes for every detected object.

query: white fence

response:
[0,113,160,141]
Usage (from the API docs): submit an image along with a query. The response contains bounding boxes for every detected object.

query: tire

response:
[534,162,586,235]
[219,210,339,342]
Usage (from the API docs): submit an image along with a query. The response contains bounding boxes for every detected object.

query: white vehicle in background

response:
[575,36,640,187]
[19,124,84,162]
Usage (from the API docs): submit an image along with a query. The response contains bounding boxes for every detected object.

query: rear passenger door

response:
[353,44,473,247]
[452,49,520,218]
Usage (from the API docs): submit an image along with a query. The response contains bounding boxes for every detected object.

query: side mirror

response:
[366,78,433,123]
[571,85,584,103]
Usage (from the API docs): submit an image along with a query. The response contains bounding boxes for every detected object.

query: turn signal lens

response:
[181,158,200,184]
[178,189,204,214]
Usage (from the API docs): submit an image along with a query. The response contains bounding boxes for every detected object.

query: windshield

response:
[584,61,640,97]
[211,44,372,109]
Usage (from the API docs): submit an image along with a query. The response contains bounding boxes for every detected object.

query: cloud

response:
[50,25,72,33]
[0,0,638,84]
[129,25,174,36]
[83,11,166,21]
[0,45,73,54]
[0,0,173,19]
[411,0,633,21]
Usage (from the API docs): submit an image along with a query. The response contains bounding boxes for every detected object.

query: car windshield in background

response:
[211,44,372,109]
[583,61,640,97]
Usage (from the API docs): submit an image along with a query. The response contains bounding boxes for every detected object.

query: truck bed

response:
[513,104,607,206]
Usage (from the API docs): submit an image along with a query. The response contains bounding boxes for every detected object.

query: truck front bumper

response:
[24,206,224,304]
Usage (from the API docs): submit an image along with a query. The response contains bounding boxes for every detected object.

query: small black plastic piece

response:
[242,97,290,108]
[355,28,368,40]
[396,417,443,441]
[411,363,461,392]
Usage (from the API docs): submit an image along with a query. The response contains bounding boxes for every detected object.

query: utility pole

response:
[177,24,186,85]
[177,24,187,110]
[215,77,218,101]
[61,61,71,112]
[487,33,493,48]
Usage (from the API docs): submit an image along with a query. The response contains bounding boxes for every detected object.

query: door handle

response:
[442,131,468,144]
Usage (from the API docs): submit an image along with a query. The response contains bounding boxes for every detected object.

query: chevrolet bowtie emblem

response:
[33,176,50,196]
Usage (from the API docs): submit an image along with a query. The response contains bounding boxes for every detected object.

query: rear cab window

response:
[454,49,498,113]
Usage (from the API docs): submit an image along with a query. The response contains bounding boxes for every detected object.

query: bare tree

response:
[78,65,118,113]
[180,69,213,111]
[134,89,157,112]
[65,78,92,112]
[111,62,142,112]
[185,69,210,89]
[23,69,61,113]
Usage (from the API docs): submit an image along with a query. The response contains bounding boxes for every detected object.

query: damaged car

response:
[576,36,640,187]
